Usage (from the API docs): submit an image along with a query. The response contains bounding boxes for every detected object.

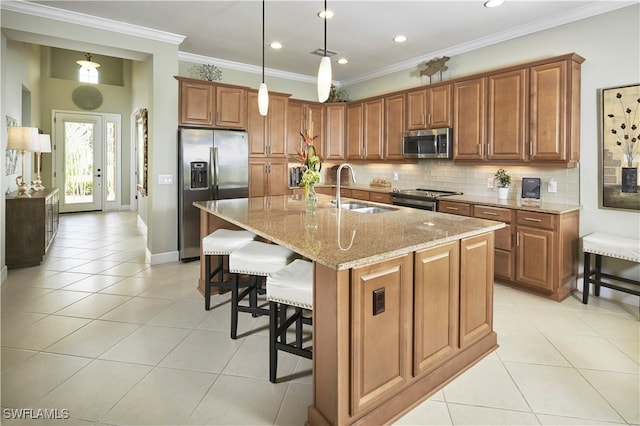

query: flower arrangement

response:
[494,168,511,188]
[606,91,640,167]
[296,130,322,195]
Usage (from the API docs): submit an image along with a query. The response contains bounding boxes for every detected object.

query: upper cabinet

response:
[324,103,347,161]
[385,94,405,160]
[347,98,384,161]
[247,91,288,158]
[406,84,452,130]
[177,77,247,129]
[453,53,583,167]
[287,100,324,159]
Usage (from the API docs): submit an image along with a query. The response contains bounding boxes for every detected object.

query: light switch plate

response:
[487,177,494,189]
[159,174,173,185]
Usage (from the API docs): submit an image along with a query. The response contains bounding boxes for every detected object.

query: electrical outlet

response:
[548,178,557,193]
[393,171,399,182]
[487,177,494,189]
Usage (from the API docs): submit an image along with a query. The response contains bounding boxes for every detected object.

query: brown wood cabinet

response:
[248,159,287,197]
[385,94,405,160]
[6,188,59,268]
[286,100,323,158]
[324,103,346,161]
[453,77,486,160]
[406,84,452,130]
[350,254,413,415]
[440,200,579,301]
[452,54,583,167]
[347,98,385,161]
[346,102,363,160]
[247,91,288,158]
[177,77,247,129]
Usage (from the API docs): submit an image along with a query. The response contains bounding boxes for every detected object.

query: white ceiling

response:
[7,1,637,85]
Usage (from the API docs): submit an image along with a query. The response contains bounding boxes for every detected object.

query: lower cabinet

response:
[6,188,59,268]
[249,159,287,196]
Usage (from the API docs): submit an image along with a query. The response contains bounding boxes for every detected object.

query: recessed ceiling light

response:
[270,42,282,50]
[337,58,348,65]
[318,9,334,19]
[393,35,407,43]
[484,0,504,8]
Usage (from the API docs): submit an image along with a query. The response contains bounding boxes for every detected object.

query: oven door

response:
[391,195,437,211]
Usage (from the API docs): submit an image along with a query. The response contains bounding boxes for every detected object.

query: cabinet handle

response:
[516,232,520,246]
[209,111,212,122]
[427,113,431,125]
[524,217,542,222]
[481,211,498,216]
[477,144,482,155]
[529,142,533,156]
[487,143,492,156]
[446,206,459,211]
[421,114,425,125]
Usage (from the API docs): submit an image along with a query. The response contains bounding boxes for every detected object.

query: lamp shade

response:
[258,82,269,116]
[38,134,52,153]
[317,56,332,103]
[7,127,39,151]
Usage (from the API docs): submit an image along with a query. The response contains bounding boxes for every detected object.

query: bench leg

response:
[594,255,602,297]
[583,252,590,304]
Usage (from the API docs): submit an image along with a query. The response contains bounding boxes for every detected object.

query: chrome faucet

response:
[336,163,357,209]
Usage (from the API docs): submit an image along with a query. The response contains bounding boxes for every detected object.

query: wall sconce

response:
[7,126,40,197]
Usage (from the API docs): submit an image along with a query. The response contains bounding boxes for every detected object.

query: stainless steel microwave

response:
[402,128,453,159]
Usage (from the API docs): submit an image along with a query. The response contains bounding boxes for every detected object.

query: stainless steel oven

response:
[391,188,462,211]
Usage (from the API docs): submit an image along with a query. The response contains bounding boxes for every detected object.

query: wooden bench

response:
[582,232,640,307]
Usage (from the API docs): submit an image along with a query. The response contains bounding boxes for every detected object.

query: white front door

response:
[54,112,104,213]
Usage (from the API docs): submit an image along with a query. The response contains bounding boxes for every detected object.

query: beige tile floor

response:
[1,211,638,425]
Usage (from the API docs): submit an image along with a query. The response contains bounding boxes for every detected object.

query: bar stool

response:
[202,229,256,311]
[266,259,313,383]
[228,240,296,339]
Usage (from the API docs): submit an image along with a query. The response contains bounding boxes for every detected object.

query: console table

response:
[6,188,59,268]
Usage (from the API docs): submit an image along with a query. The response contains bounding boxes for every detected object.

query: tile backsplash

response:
[322,160,580,205]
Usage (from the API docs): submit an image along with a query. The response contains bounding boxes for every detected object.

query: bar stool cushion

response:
[267,259,313,310]
[583,232,640,262]
[229,241,296,276]
[203,229,256,255]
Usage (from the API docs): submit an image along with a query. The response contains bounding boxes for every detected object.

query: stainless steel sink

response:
[338,202,369,210]
[352,206,397,214]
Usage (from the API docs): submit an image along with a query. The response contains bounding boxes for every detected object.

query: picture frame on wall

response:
[601,83,640,211]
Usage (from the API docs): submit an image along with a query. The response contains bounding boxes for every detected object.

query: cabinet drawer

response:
[340,188,352,197]
[473,205,512,223]
[438,201,472,216]
[370,192,391,204]
[351,189,370,201]
[494,225,512,251]
[516,211,554,230]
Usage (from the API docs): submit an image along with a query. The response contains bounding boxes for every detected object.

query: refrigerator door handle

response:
[211,147,219,199]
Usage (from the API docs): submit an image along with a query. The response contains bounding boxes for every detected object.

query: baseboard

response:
[147,249,179,265]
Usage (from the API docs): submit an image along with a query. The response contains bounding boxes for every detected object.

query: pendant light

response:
[77,53,100,84]
[258,0,269,116]
[317,0,332,103]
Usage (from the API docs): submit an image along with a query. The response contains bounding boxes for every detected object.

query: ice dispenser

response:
[190,161,208,189]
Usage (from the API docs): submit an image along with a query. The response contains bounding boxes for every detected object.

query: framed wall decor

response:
[135,108,148,196]
[601,83,640,211]
[5,116,19,176]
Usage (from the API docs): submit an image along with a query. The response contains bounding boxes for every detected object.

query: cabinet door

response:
[385,94,405,160]
[287,100,304,157]
[459,232,493,348]
[267,160,288,196]
[347,102,363,160]
[324,104,346,161]
[530,61,568,161]
[247,92,267,156]
[248,159,267,197]
[414,241,459,376]
[428,84,452,128]
[453,78,486,160]
[363,98,384,160]
[215,86,247,129]
[267,94,288,157]
[307,103,324,158]
[350,254,412,415]
[406,89,427,130]
[180,80,214,126]
[487,69,528,160]
[516,226,554,291]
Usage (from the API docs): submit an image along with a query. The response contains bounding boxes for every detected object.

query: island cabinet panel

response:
[486,69,528,161]
[453,77,486,160]
[413,241,459,376]
[350,254,413,416]
[459,232,494,348]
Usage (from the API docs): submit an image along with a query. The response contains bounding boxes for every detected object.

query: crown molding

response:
[179,52,317,85]
[1,0,186,45]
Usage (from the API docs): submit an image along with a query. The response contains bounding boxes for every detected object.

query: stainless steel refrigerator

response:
[178,127,249,261]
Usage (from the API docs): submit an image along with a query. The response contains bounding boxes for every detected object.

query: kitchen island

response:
[195,195,504,426]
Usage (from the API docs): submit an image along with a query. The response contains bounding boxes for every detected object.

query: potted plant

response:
[494,168,511,200]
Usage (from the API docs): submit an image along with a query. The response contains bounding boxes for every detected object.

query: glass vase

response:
[304,184,317,213]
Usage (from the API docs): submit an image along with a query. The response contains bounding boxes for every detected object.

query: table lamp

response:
[32,134,52,191]
[7,126,39,197]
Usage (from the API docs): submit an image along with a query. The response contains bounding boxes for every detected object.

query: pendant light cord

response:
[262,0,265,82]
[323,0,327,57]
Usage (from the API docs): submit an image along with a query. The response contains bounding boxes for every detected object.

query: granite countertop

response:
[194,194,504,271]
[442,194,581,214]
